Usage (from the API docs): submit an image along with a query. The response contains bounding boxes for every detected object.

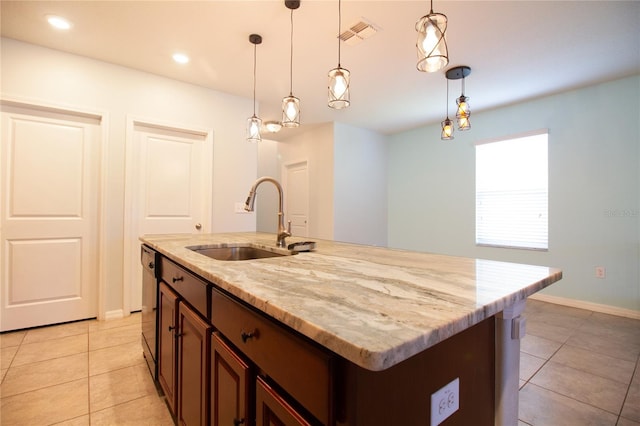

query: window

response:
[475,131,548,250]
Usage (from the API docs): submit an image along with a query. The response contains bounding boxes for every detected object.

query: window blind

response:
[475,131,548,250]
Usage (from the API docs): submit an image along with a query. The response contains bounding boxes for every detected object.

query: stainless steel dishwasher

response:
[141,245,159,381]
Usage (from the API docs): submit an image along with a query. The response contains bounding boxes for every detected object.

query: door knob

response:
[195,223,202,230]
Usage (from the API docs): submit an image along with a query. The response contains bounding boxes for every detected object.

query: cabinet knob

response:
[195,223,202,230]
[172,276,184,283]
[241,330,257,343]
[148,261,154,269]
[168,326,175,331]
[233,419,245,426]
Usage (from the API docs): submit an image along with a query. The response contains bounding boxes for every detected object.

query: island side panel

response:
[338,316,495,426]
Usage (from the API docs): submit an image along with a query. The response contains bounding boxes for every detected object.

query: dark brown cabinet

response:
[158,281,179,415]
[158,257,212,425]
[211,332,251,426]
[256,377,311,426]
[151,249,496,426]
[211,288,333,425]
[157,254,332,426]
[177,301,212,426]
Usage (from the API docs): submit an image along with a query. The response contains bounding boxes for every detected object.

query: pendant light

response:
[446,65,472,131]
[455,75,471,131]
[441,78,454,140]
[282,0,301,127]
[328,0,350,109]
[416,0,449,73]
[247,34,262,143]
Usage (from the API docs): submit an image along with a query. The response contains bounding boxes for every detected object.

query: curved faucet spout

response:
[244,176,291,248]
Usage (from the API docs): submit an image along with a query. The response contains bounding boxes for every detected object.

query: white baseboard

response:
[103,309,125,321]
[529,293,640,320]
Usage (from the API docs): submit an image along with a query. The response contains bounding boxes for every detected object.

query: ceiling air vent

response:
[339,18,379,46]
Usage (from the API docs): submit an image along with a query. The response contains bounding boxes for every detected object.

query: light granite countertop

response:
[141,232,562,371]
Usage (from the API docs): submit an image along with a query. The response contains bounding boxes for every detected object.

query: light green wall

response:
[388,75,640,312]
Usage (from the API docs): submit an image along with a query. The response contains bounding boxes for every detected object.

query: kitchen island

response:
[141,232,562,426]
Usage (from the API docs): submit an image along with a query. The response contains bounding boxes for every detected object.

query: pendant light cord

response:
[252,43,257,115]
[337,0,342,67]
[289,8,294,96]
[445,78,450,118]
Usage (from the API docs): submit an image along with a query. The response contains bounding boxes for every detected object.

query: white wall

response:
[256,139,280,233]
[334,122,388,246]
[388,75,640,313]
[275,124,335,240]
[266,122,388,246]
[1,38,258,314]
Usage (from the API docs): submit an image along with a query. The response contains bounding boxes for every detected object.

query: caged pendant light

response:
[446,65,472,131]
[455,76,471,130]
[246,34,263,143]
[441,78,454,140]
[416,0,449,73]
[328,0,350,109]
[282,0,301,127]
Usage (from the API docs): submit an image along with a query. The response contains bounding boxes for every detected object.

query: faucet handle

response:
[287,220,292,236]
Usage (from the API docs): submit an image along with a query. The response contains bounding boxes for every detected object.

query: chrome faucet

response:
[244,176,291,248]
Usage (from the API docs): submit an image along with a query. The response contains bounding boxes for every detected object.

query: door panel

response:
[8,239,81,302]
[1,106,100,331]
[211,332,251,426]
[125,120,212,312]
[256,376,311,426]
[143,134,200,230]
[158,282,179,415]
[177,301,211,426]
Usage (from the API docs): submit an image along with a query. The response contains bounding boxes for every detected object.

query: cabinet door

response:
[256,377,312,426]
[158,282,179,415]
[177,301,212,426]
[211,332,251,426]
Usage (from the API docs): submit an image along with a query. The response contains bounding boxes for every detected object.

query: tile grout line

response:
[615,352,640,423]
[87,325,92,425]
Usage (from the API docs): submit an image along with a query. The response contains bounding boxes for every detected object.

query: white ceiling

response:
[1,1,639,141]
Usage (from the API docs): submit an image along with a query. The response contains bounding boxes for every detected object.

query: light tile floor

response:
[519,300,640,426]
[0,300,638,425]
[0,313,173,425]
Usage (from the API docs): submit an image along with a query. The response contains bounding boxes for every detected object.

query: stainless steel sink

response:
[186,244,293,261]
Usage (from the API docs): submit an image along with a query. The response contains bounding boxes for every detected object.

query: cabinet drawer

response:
[212,289,333,425]
[160,257,210,320]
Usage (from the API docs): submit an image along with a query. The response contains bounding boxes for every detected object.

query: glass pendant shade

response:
[416,13,449,73]
[282,95,300,127]
[247,115,262,143]
[441,118,454,140]
[456,95,471,130]
[328,67,350,109]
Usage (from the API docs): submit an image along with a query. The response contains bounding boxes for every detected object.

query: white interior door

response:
[284,161,309,238]
[124,119,212,313]
[1,104,101,331]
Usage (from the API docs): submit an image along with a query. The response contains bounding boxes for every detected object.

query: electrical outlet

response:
[595,266,606,279]
[430,378,459,426]
[234,202,249,214]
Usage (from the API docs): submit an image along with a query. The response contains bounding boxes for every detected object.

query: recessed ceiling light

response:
[46,15,72,30]
[172,53,190,64]
[264,121,282,133]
